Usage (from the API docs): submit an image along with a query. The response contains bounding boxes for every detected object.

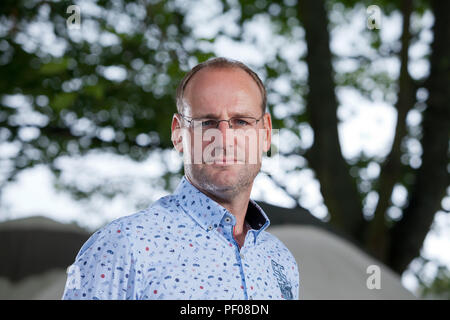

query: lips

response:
[203,148,246,164]
[204,157,244,164]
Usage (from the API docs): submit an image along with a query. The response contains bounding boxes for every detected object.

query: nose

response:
[217,120,235,152]
[216,119,232,129]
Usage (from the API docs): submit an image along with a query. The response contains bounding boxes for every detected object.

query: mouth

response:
[205,157,244,165]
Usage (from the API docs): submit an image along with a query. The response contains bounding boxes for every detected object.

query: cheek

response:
[241,130,262,152]
[181,132,192,152]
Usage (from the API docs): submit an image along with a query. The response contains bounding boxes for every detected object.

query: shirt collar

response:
[173,176,270,235]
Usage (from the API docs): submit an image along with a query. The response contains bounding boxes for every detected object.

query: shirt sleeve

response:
[293,259,300,300]
[280,240,301,300]
[62,221,139,300]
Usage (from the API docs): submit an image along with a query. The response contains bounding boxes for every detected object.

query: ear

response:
[171,114,183,153]
[262,112,272,153]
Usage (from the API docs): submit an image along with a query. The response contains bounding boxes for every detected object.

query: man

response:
[63,57,299,300]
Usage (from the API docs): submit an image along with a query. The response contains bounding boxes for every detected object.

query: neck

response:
[215,190,252,249]
[216,188,252,236]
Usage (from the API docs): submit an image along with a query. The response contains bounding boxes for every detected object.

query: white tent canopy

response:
[269,225,416,299]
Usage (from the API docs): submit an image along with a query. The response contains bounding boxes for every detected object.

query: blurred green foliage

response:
[0,0,217,195]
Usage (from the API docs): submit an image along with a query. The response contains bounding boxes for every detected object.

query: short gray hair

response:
[176,57,267,114]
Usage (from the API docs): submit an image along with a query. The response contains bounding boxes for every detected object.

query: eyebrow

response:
[194,112,257,119]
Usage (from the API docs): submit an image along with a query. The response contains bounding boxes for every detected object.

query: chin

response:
[209,168,239,184]
[186,163,258,197]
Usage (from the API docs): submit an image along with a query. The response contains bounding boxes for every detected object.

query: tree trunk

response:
[388,0,450,273]
[298,0,365,242]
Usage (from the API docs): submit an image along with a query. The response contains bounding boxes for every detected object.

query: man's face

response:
[172,67,272,200]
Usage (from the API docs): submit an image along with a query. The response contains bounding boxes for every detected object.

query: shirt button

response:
[208,225,213,231]
[249,296,253,300]
[240,253,244,259]
[225,217,231,223]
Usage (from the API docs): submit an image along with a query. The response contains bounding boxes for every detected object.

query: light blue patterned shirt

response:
[62,176,300,300]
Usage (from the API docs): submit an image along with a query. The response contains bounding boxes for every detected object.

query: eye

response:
[201,120,216,127]
[235,118,250,126]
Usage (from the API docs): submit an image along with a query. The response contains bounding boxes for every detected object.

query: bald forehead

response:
[182,67,263,114]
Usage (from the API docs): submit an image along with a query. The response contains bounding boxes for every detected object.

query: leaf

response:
[39,59,69,75]
[84,84,104,100]
[51,92,77,111]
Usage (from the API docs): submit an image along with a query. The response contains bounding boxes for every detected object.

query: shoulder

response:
[258,230,299,269]
[258,230,292,251]
[77,195,177,257]
[109,194,178,231]
[75,215,132,260]
[97,193,184,240]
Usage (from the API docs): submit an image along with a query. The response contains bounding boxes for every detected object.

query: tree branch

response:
[365,0,415,262]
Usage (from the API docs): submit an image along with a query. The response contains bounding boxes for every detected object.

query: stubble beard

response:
[185,162,261,201]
